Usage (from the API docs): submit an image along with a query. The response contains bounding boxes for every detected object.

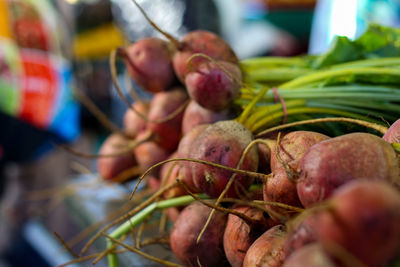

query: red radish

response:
[257,141,274,174]
[170,202,228,266]
[383,118,400,143]
[147,176,161,191]
[159,152,186,222]
[189,120,258,198]
[166,206,180,223]
[223,206,278,267]
[177,124,209,158]
[160,152,185,199]
[297,132,399,207]
[185,60,242,111]
[173,30,238,83]
[283,243,337,267]
[181,100,234,135]
[122,101,149,138]
[265,131,329,216]
[120,37,176,93]
[284,214,326,258]
[133,131,169,175]
[177,124,209,193]
[285,180,400,267]
[269,131,330,173]
[147,87,188,152]
[97,134,137,181]
[129,1,238,84]
[243,225,286,267]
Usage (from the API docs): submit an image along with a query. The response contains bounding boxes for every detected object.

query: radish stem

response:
[107,194,208,266]
[251,107,379,133]
[279,67,400,89]
[256,117,388,137]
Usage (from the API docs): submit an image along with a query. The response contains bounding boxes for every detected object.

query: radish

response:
[223,206,278,267]
[170,201,228,266]
[129,1,238,84]
[133,131,170,175]
[257,141,274,174]
[147,87,188,152]
[189,120,258,198]
[122,101,149,138]
[159,152,184,199]
[177,124,209,193]
[383,118,400,143]
[243,225,286,267]
[283,243,336,267]
[185,60,242,111]
[119,37,176,93]
[172,30,238,83]
[297,132,399,207]
[264,131,329,216]
[181,100,234,135]
[285,180,400,266]
[97,133,137,181]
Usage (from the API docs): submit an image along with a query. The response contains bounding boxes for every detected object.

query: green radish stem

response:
[130,157,270,198]
[110,49,190,124]
[80,182,179,255]
[243,99,306,131]
[93,235,127,264]
[313,99,400,113]
[250,107,380,133]
[306,101,397,122]
[392,143,400,153]
[279,67,400,89]
[330,57,400,69]
[255,117,388,138]
[106,194,208,267]
[240,56,309,69]
[237,86,269,124]
[105,234,184,267]
[242,68,312,83]
[240,86,400,102]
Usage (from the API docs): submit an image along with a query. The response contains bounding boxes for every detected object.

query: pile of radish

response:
[64,2,400,267]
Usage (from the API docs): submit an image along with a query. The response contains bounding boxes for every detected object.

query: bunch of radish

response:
[163,124,400,267]
[68,2,400,267]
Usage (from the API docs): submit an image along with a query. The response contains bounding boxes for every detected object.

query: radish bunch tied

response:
[58,2,400,267]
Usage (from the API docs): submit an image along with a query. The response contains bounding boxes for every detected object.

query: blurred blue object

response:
[309,0,400,54]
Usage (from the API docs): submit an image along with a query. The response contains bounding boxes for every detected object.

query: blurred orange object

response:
[0,0,12,38]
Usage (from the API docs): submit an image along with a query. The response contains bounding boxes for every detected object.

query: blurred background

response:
[0,0,399,266]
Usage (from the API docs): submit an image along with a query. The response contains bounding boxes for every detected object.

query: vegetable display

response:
[58,2,400,267]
